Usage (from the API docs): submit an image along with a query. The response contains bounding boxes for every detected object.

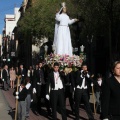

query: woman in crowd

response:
[101,61,120,120]
[9,66,16,88]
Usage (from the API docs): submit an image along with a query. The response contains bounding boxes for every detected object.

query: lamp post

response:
[80,45,86,61]
[80,45,85,53]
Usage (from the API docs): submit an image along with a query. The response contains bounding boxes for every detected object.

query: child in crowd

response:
[14,81,27,120]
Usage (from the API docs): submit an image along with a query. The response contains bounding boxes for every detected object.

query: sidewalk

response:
[0,87,12,120]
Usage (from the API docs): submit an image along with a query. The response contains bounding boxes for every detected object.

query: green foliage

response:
[18,0,79,40]
[18,0,120,47]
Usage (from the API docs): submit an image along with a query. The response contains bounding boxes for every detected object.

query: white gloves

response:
[31,99,33,102]
[26,83,31,89]
[46,94,50,100]
[74,88,75,91]
[103,119,109,120]
[91,83,94,87]
[16,96,19,99]
[33,88,36,94]
[16,92,19,95]
[86,73,90,78]
[2,79,4,82]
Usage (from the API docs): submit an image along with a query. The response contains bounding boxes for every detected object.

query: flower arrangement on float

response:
[44,53,85,71]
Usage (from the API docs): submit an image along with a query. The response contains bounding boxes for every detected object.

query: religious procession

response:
[0,0,120,120]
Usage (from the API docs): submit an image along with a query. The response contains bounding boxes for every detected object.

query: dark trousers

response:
[4,81,9,90]
[50,89,67,120]
[75,88,94,120]
[26,94,31,116]
[36,85,42,111]
[36,84,51,113]
[18,101,26,120]
[65,86,75,111]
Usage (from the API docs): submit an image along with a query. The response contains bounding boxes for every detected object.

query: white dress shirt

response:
[77,73,89,89]
[97,79,102,86]
[53,72,63,90]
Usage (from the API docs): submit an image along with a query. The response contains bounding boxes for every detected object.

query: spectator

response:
[2,65,9,91]
[9,66,16,88]
[101,61,120,120]
[18,64,26,83]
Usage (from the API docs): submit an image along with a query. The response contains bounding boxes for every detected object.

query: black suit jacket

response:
[94,79,103,92]
[18,68,26,81]
[64,71,75,92]
[33,67,45,88]
[13,86,27,101]
[101,76,120,118]
[2,69,9,82]
[46,71,65,95]
[75,70,92,88]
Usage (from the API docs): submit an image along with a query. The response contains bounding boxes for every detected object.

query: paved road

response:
[1,84,100,120]
[0,86,12,120]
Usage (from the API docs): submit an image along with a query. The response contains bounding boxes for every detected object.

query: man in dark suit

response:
[33,62,45,112]
[74,64,94,120]
[64,67,75,114]
[46,62,67,120]
[18,64,26,83]
[2,65,9,90]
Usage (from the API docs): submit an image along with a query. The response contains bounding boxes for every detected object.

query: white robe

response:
[53,13,59,53]
[55,13,75,56]
[53,20,59,45]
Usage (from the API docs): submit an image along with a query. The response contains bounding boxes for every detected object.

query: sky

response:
[0,0,23,34]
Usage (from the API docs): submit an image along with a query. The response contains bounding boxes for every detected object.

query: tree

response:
[18,0,120,66]
[18,0,80,41]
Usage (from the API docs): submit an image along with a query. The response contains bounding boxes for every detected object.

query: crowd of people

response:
[0,60,120,120]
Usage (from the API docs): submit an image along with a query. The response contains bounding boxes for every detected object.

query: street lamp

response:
[80,45,86,61]
[3,58,6,62]
[80,45,85,53]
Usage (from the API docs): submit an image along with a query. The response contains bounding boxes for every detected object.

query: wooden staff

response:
[92,85,96,115]
[91,74,96,115]
[15,75,21,120]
